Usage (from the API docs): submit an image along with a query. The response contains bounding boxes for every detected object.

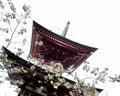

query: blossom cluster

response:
[0,48,104,96]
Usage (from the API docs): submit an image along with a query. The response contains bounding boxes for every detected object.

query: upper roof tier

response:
[30,21,97,72]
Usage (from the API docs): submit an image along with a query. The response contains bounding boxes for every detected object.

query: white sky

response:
[1,0,120,96]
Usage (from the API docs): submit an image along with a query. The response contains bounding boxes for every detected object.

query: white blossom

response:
[53,82,60,89]
[55,72,61,77]
[64,82,72,89]
[21,67,27,73]
[35,86,44,93]
[33,72,36,76]
[48,74,53,80]
[58,78,66,83]
[30,65,36,71]
[69,91,74,96]
[66,65,75,73]
[35,41,43,46]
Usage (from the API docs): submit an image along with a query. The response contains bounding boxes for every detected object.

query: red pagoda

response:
[2,21,102,96]
[30,21,97,72]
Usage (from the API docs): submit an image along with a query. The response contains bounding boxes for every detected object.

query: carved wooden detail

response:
[30,21,97,71]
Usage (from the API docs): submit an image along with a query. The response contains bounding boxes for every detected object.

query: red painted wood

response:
[30,21,97,72]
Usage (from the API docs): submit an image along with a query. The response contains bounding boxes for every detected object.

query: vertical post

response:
[61,21,70,37]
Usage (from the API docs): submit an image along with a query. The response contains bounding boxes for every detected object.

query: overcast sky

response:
[1,0,120,96]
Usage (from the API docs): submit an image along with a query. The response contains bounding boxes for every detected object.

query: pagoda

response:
[2,21,103,96]
[30,21,97,72]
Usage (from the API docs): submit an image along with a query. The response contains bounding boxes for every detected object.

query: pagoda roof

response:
[3,46,74,95]
[30,21,97,72]
[2,46,102,96]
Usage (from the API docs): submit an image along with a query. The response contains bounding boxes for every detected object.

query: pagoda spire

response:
[61,21,70,37]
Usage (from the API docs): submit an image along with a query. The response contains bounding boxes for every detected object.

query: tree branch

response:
[6,14,27,48]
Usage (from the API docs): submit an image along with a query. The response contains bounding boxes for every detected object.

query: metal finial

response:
[61,21,70,37]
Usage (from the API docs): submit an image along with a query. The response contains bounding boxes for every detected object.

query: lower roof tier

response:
[2,46,102,96]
